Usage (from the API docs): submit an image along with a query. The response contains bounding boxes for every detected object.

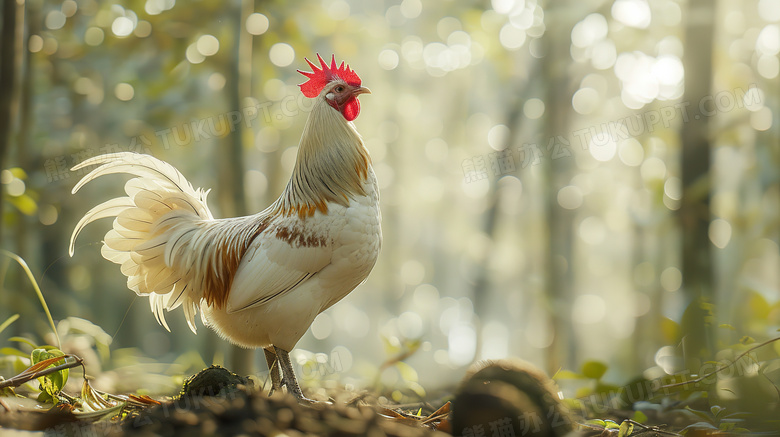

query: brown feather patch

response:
[202,219,269,309]
[283,201,328,220]
[274,224,327,248]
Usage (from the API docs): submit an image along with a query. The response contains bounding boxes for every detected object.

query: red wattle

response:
[342,97,360,121]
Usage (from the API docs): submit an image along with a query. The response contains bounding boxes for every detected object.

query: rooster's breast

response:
[315,169,381,311]
[202,170,380,350]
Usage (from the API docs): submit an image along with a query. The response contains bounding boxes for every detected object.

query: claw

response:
[274,346,318,404]
[263,347,282,396]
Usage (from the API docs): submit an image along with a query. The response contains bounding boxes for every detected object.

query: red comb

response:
[298,54,362,98]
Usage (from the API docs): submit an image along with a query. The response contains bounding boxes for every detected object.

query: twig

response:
[379,401,433,410]
[345,391,371,407]
[578,419,681,437]
[378,345,420,373]
[660,336,780,389]
[0,354,83,389]
[372,342,422,390]
[624,419,681,436]
[420,401,451,425]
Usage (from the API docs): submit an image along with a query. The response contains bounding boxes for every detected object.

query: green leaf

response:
[552,369,584,379]
[595,382,620,396]
[30,348,69,400]
[710,405,725,418]
[561,398,584,412]
[660,317,680,343]
[1,250,61,348]
[684,406,713,422]
[0,385,15,397]
[406,381,426,398]
[682,422,719,431]
[604,420,621,429]
[719,323,736,330]
[740,336,755,345]
[575,386,594,398]
[719,422,735,431]
[8,168,28,179]
[0,347,29,358]
[585,419,606,427]
[59,317,113,362]
[13,357,28,374]
[632,410,648,423]
[746,291,770,319]
[7,194,37,215]
[617,420,634,437]
[380,334,401,356]
[8,336,37,349]
[581,360,608,380]
[0,314,19,335]
[394,361,418,382]
[37,390,55,403]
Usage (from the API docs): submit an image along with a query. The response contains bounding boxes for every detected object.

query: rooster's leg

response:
[263,347,281,395]
[273,346,313,403]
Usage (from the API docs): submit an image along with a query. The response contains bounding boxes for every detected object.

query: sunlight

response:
[572,294,606,324]
[481,321,509,360]
[246,13,270,35]
[571,14,608,48]
[611,0,651,29]
[491,0,525,16]
[709,218,733,249]
[448,323,477,366]
[651,55,684,86]
[378,49,400,70]
[111,16,135,37]
[269,43,295,67]
[144,0,175,16]
[588,135,617,162]
[196,35,220,57]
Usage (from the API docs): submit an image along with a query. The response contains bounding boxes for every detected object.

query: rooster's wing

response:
[225,214,333,313]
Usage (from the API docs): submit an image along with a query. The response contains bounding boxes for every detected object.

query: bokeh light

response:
[114,83,135,101]
[197,35,220,56]
[611,0,651,29]
[246,13,269,35]
[269,43,295,67]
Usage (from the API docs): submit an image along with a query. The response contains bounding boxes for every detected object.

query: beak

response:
[352,86,371,96]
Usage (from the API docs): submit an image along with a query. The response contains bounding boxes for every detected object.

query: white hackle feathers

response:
[271,96,371,218]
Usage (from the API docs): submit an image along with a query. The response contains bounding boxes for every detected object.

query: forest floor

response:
[2,359,778,436]
[1,365,453,437]
[1,363,728,437]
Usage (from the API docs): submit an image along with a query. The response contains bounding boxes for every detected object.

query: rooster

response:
[69,54,381,402]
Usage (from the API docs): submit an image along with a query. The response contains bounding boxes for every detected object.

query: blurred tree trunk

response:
[471,62,539,361]
[222,0,254,376]
[15,0,35,261]
[679,0,715,368]
[0,0,22,248]
[541,3,577,374]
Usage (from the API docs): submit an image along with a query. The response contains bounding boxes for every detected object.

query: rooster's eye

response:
[335,86,345,93]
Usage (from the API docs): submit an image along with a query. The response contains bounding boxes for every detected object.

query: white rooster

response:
[69,54,381,401]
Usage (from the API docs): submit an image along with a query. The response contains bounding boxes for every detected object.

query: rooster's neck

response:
[274,97,371,219]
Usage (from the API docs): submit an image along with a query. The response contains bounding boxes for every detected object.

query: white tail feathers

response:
[69,153,214,333]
